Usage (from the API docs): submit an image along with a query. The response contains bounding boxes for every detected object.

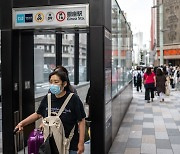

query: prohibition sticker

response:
[35,12,44,22]
[56,11,66,22]
[46,12,55,22]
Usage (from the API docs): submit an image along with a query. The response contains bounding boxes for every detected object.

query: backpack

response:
[137,72,142,81]
[42,93,75,154]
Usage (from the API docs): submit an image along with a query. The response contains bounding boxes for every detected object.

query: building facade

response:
[162,0,180,66]
[151,0,180,66]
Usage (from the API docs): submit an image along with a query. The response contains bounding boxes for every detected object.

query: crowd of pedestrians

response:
[133,65,180,103]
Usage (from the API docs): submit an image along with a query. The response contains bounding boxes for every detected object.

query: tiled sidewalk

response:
[109,88,180,154]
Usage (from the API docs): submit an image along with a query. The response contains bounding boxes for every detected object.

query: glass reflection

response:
[112,0,133,97]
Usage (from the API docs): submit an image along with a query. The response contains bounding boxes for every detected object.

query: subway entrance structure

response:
[0,0,133,153]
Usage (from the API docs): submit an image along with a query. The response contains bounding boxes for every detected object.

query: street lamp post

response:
[159,4,164,66]
[152,3,164,66]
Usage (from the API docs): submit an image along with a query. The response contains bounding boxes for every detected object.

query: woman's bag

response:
[165,76,170,96]
[165,85,170,96]
[165,82,170,96]
[39,93,75,154]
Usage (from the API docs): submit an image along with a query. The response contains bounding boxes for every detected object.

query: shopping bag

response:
[165,86,170,96]
[165,81,170,96]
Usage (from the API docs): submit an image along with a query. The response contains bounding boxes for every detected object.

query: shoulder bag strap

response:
[68,126,76,140]
[57,93,73,117]
[47,93,51,117]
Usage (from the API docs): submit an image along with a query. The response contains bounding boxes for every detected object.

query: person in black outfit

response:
[156,68,166,102]
[15,71,86,154]
[136,67,143,92]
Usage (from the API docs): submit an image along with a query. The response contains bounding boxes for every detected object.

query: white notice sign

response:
[12,4,89,29]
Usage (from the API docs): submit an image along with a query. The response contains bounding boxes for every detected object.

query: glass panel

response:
[112,0,132,97]
[112,0,120,96]
[34,34,56,98]
[123,23,128,84]
[62,34,75,84]
[120,15,127,86]
[79,33,87,83]
[126,28,133,82]
[118,12,124,89]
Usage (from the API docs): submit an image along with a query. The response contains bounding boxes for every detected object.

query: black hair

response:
[154,66,158,75]
[53,65,69,76]
[137,66,140,70]
[162,66,168,75]
[49,71,70,92]
[156,68,163,76]
[146,67,152,75]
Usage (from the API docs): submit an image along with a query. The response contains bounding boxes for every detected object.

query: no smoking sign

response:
[56,11,66,22]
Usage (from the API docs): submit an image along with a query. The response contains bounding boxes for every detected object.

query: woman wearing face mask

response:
[53,65,78,94]
[15,71,86,154]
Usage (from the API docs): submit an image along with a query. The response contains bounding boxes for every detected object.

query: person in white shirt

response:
[173,66,180,90]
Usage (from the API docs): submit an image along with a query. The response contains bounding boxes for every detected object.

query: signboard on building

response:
[164,0,180,44]
[12,4,89,29]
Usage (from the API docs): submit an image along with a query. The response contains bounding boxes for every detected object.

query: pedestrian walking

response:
[133,69,137,87]
[15,71,86,154]
[174,67,180,91]
[136,67,143,92]
[156,68,166,102]
[143,67,156,103]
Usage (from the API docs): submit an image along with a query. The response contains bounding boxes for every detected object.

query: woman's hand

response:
[14,113,42,133]
[39,122,44,131]
[77,118,85,154]
[77,142,84,154]
[14,123,24,133]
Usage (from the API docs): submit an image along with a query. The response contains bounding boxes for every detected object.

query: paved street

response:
[109,88,180,154]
